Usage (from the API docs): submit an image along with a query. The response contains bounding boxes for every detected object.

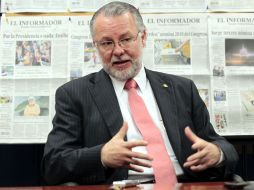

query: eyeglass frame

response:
[93,31,141,52]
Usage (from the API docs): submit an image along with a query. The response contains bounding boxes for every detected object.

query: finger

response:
[191,141,206,150]
[128,151,153,161]
[129,158,152,168]
[123,157,152,168]
[184,157,207,168]
[190,164,207,172]
[184,126,200,144]
[127,164,144,173]
[186,150,206,162]
[184,154,210,169]
[183,158,199,168]
[125,140,148,149]
[115,122,128,139]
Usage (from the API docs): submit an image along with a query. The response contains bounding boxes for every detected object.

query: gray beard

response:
[102,56,143,81]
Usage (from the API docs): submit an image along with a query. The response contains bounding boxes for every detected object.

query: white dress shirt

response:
[110,66,184,176]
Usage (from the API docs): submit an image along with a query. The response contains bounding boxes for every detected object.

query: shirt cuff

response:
[216,148,225,166]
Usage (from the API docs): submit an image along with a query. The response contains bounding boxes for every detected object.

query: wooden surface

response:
[0,182,253,190]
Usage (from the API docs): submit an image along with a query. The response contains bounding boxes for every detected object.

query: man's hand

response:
[183,126,221,172]
[101,122,153,172]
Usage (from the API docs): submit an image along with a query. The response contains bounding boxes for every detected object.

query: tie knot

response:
[124,79,137,90]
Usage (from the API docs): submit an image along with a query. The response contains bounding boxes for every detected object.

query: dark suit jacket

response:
[42,68,238,185]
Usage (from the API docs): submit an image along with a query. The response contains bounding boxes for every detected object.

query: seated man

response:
[42,1,238,185]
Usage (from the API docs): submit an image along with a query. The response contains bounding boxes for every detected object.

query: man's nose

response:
[112,42,125,56]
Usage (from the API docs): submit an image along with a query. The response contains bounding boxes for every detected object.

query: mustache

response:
[111,56,132,63]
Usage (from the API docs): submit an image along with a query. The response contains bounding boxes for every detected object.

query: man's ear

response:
[141,30,147,47]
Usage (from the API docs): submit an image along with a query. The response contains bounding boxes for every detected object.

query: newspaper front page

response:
[208,13,254,76]
[208,13,254,135]
[0,15,69,79]
[143,13,209,76]
[0,15,69,143]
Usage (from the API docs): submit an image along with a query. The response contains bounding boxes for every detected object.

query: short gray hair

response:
[90,1,146,38]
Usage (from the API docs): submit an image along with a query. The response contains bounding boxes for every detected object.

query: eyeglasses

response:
[94,32,140,52]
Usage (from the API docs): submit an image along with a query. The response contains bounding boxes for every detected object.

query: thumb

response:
[184,126,199,144]
[115,122,128,139]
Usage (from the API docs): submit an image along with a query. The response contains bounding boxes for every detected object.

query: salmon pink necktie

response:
[124,79,177,186]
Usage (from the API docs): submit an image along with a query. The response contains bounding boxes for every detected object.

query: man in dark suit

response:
[42,1,238,185]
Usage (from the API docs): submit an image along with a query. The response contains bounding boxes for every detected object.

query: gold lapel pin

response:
[162,83,168,88]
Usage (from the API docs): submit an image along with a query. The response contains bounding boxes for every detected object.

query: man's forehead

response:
[94,12,134,25]
[93,13,137,37]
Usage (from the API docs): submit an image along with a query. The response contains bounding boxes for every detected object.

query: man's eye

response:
[100,41,113,46]
[121,38,132,43]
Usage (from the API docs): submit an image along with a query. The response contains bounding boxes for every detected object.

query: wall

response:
[0,0,254,186]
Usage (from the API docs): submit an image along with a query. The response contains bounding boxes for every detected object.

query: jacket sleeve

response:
[189,80,239,179]
[42,86,109,185]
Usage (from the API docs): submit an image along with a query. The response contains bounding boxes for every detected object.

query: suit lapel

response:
[88,70,123,137]
[146,69,181,160]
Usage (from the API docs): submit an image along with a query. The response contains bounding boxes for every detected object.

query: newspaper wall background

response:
[208,0,254,12]
[68,0,207,13]
[0,2,254,143]
[1,0,207,13]
[208,13,254,135]
[0,15,68,143]
[1,0,68,13]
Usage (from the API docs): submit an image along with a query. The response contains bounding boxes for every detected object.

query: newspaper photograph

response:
[68,0,206,13]
[68,15,102,80]
[241,90,254,116]
[1,0,68,13]
[0,15,69,79]
[225,39,254,67]
[208,13,254,76]
[143,13,209,75]
[208,0,254,12]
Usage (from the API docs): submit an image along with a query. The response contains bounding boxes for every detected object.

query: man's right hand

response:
[101,122,153,172]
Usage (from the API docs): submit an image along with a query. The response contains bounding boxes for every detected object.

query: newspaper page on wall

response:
[0,15,69,79]
[208,0,254,12]
[0,14,69,143]
[68,15,102,80]
[68,0,207,13]
[208,13,254,135]
[208,13,254,76]
[142,13,209,76]
[0,78,67,143]
[1,0,68,13]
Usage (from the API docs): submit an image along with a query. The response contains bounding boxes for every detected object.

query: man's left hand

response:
[183,126,221,172]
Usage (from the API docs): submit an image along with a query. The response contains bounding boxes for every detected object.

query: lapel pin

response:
[162,83,168,88]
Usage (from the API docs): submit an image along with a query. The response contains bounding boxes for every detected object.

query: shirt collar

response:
[110,66,147,96]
